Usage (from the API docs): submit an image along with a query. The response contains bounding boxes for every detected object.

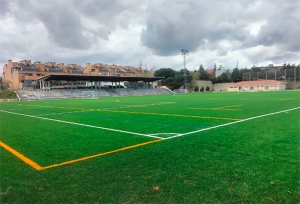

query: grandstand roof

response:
[37,74,164,82]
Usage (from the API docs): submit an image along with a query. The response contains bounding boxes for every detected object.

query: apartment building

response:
[2,60,152,90]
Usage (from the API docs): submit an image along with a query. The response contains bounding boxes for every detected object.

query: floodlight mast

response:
[181,49,189,93]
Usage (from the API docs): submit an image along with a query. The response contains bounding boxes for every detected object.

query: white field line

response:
[41,111,85,116]
[164,107,300,140]
[0,110,162,139]
[149,133,180,136]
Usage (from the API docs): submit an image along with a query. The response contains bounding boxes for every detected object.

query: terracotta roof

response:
[206,69,214,74]
[228,80,286,86]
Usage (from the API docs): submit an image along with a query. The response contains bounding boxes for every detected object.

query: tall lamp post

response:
[181,49,189,93]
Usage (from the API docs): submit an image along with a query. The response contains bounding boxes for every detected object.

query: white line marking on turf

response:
[0,110,162,139]
[164,107,300,140]
[149,133,180,136]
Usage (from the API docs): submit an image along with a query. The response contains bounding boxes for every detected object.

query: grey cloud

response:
[1,0,299,71]
[256,16,299,52]
[31,1,92,49]
[267,53,300,64]
[140,0,255,56]
[72,0,139,39]
[2,0,93,50]
[238,1,300,54]
[141,0,300,58]
[141,2,207,56]
[0,0,10,15]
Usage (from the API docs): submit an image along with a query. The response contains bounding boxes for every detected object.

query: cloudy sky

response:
[1,0,299,73]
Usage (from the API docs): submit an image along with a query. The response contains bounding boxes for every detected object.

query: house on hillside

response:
[206,69,214,74]
[227,80,286,92]
[2,60,149,90]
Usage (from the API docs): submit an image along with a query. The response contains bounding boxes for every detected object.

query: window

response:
[19,74,25,77]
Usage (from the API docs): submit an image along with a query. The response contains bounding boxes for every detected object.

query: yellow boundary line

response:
[98,109,241,121]
[26,105,241,121]
[188,108,242,111]
[0,139,163,171]
[42,139,162,170]
[187,104,242,111]
[280,98,294,100]
[0,141,43,171]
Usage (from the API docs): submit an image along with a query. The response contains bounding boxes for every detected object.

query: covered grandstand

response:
[36,74,164,90]
[15,74,170,100]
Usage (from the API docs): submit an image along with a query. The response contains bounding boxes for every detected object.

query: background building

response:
[2,60,153,90]
[227,80,286,92]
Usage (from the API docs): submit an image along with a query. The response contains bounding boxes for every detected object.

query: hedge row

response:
[0,90,17,99]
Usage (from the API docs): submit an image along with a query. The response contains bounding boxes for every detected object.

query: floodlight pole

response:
[181,49,189,93]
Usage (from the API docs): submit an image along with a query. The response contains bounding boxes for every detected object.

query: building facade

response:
[227,80,286,92]
[2,60,152,90]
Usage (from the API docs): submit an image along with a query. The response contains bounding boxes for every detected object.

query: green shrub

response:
[206,86,210,92]
[0,90,17,99]
[194,86,199,92]
[200,87,204,92]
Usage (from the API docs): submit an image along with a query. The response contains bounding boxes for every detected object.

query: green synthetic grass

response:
[0,91,299,203]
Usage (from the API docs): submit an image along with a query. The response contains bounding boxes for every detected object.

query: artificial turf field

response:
[0,91,299,203]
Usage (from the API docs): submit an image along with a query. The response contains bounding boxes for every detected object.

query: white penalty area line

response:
[164,107,300,140]
[0,110,162,139]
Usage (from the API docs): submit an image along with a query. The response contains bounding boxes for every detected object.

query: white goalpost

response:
[82,91,95,99]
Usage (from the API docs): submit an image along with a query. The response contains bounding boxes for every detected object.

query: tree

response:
[199,64,209,80]
[154,68,176,78]
[190,71,200,92]
[155,68,193,91]
[231,68,240,82]
[178,69,193,84]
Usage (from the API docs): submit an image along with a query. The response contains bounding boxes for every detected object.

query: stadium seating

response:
[15,87,171,100]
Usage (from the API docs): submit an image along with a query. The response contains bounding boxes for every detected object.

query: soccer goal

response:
[82,91,95,99]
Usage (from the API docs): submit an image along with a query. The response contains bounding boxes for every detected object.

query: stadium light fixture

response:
[181,49,189,93]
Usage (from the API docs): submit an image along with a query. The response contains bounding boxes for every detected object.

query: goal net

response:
[82,91,95,99]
